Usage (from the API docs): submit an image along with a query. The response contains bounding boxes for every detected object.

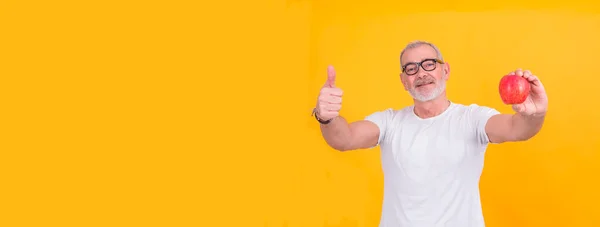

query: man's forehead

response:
[405,56,437,61]
[402,56,438,65]
[402,45,437,62]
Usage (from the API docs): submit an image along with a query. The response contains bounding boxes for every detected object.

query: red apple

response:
[499,74,530,104]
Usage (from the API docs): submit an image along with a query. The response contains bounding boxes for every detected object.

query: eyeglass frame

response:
[401,58,445,75]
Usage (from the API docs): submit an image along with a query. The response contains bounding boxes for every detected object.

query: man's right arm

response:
[315,65,381,151]
[319,117,380,151]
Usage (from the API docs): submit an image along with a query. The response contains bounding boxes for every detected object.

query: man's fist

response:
[315,65,343,121]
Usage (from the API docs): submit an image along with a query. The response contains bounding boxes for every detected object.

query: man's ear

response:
[443,62,450,80]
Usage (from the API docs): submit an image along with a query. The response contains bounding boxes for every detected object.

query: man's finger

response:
[512,103,526,113]
[327,104,342,111]
[327,96,342,104]
[523,70,532,79]
[326,65,336,87]
[324,88,343,97]
[515,68,524,77]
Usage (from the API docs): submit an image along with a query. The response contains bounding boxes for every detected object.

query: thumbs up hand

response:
[315,66,344,121]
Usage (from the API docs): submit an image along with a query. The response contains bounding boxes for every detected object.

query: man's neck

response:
[413,95,451,119]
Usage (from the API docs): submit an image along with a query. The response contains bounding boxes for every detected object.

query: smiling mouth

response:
[416,82,434,88]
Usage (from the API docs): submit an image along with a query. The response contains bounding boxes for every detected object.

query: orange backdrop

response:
[308,1,600,227]
[1,0,599,226]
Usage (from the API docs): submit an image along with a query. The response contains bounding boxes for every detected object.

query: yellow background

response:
[1,0,599,226]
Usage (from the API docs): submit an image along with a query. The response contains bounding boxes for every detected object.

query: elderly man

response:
[312,41,548,226]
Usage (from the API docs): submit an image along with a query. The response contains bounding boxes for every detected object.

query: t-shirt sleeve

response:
[364,108,394,146]
[468,104,501,145]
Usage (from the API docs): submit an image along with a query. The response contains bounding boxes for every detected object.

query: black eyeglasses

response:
[401,58,444,75]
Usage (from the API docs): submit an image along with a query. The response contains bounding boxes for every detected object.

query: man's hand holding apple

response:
[499,69,548,117]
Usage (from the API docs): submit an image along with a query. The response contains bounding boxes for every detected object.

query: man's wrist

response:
[312,108,334,124]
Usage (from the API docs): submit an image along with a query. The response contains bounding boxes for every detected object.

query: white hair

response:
[399,40,444,66]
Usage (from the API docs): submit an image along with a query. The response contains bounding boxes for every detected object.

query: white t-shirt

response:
[365,102,500,227]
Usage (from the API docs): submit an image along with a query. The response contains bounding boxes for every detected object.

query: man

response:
[312,40,548,226]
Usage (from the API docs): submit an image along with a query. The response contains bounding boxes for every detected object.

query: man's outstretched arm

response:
[485,69,548,143]
[319,117,380,151]
[314,65,380,151]
[486,113,546,143]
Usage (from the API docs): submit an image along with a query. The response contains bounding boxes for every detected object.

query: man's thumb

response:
[326,65,336,87]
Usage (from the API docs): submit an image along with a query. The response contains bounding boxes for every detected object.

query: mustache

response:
[414,76,436,87]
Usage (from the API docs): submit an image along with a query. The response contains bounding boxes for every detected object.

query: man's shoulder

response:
[450,102,492,109]
[450,102,498,113]
[368,106,413,116]
[364,106,413,122]
[448,102,501,119]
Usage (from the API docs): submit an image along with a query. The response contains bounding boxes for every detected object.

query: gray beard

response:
[408,79,446,102]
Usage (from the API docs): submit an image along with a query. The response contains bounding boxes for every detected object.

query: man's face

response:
[400,45,449,102]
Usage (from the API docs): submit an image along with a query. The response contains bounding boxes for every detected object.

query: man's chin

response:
[410,90,439,102]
